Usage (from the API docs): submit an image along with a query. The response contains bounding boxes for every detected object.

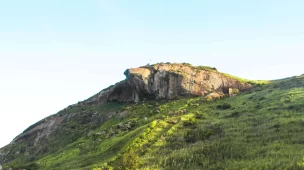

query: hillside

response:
[1,63,304,170]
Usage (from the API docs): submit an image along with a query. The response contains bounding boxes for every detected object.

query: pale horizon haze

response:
[0,0,304,147]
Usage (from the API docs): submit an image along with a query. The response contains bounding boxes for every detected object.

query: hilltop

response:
[1,63,303,170]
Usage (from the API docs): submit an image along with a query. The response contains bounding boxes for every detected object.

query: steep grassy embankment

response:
[2,74,304,170]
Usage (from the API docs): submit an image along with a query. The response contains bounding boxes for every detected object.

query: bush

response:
[183,117,197,127]
[121,152,140,170]
[150,120,157,129]
[195,112,206,119]
[184,127,214,143]
[216,103,232,110]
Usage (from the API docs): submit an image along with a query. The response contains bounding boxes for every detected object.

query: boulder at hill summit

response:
[96,63,252,103]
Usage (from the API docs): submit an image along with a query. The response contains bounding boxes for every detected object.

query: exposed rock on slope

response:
[97,80,136,103]
[95,63,252,103]
[0,108,127,165]
[13,116,64,145]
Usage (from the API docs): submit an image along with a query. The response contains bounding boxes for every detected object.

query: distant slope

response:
[1,64,303,170]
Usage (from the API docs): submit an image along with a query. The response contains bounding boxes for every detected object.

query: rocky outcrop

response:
[0,108,131,164]
[97,81,136,103]
[12,116,64,145]
[94,63,252,103]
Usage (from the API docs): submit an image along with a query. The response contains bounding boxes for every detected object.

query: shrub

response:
[183,117,197,127]
[195,112,206,119]
[93,163,113,170]
[184,130,199,143]
[150,120,157,129]
[121,152,140,170]
[184,127,214,143]
[216,103,232,110]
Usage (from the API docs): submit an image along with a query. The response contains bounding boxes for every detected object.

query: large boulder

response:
[98,80,137,103]
[96,63,252,103]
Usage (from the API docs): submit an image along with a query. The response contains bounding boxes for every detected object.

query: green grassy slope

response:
[3,74,304,170]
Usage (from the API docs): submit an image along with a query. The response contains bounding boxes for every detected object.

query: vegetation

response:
[2,75,304,169]
[219,72,270,85]
[180,62,217,71]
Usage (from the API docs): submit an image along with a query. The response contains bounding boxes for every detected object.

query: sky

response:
[0,0,303,147]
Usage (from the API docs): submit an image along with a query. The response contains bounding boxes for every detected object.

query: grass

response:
[220,72,270,85]
[2,75,304,170]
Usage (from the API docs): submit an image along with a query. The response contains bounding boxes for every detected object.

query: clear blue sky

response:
[0,0,303,147]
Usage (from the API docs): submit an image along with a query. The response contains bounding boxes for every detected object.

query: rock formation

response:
[93,63,252,103]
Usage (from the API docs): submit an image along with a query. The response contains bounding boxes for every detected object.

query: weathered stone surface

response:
[95,63,252,103]
[12,116,64,145]
[205,92,226,101]
[97,80,136,103]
